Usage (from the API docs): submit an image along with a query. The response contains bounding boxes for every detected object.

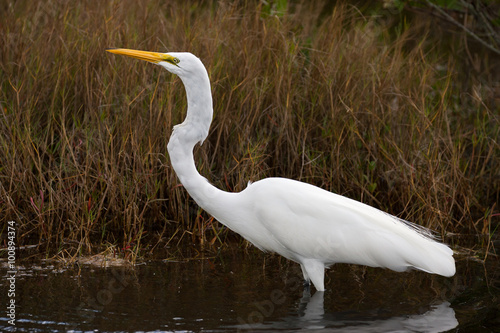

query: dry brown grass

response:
[0,0,498,259]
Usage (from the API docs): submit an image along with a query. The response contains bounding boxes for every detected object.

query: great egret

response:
[106,48,455,291]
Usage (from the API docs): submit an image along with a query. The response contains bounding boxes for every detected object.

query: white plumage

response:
[107,48,455,291]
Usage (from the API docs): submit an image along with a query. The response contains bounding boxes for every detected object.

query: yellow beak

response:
[106,48,176,65]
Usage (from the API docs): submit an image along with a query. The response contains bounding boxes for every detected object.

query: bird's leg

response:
[300,263,312,292]
[303,279,311,293]
[301,259,325,291]
[300,263,310,285]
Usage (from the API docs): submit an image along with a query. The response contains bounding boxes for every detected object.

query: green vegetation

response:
[0,1,498,260]
[391,0,500,55]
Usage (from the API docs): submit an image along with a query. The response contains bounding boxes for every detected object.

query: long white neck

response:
[166,66,226,213]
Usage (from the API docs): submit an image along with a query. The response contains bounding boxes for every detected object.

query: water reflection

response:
[236,290,458,332]
[0,249,498,332]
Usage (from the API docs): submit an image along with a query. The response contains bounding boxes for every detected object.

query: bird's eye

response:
[173,58,180,64]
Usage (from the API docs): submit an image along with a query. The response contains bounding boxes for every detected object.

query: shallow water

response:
[0,249,498,332]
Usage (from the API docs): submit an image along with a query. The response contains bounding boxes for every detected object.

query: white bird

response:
[106,48,456,291]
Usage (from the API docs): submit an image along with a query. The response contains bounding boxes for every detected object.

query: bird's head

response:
[106,48,213,145]
[106,48,205,79]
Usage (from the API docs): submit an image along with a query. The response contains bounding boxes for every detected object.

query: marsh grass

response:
[0,1,498,259]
